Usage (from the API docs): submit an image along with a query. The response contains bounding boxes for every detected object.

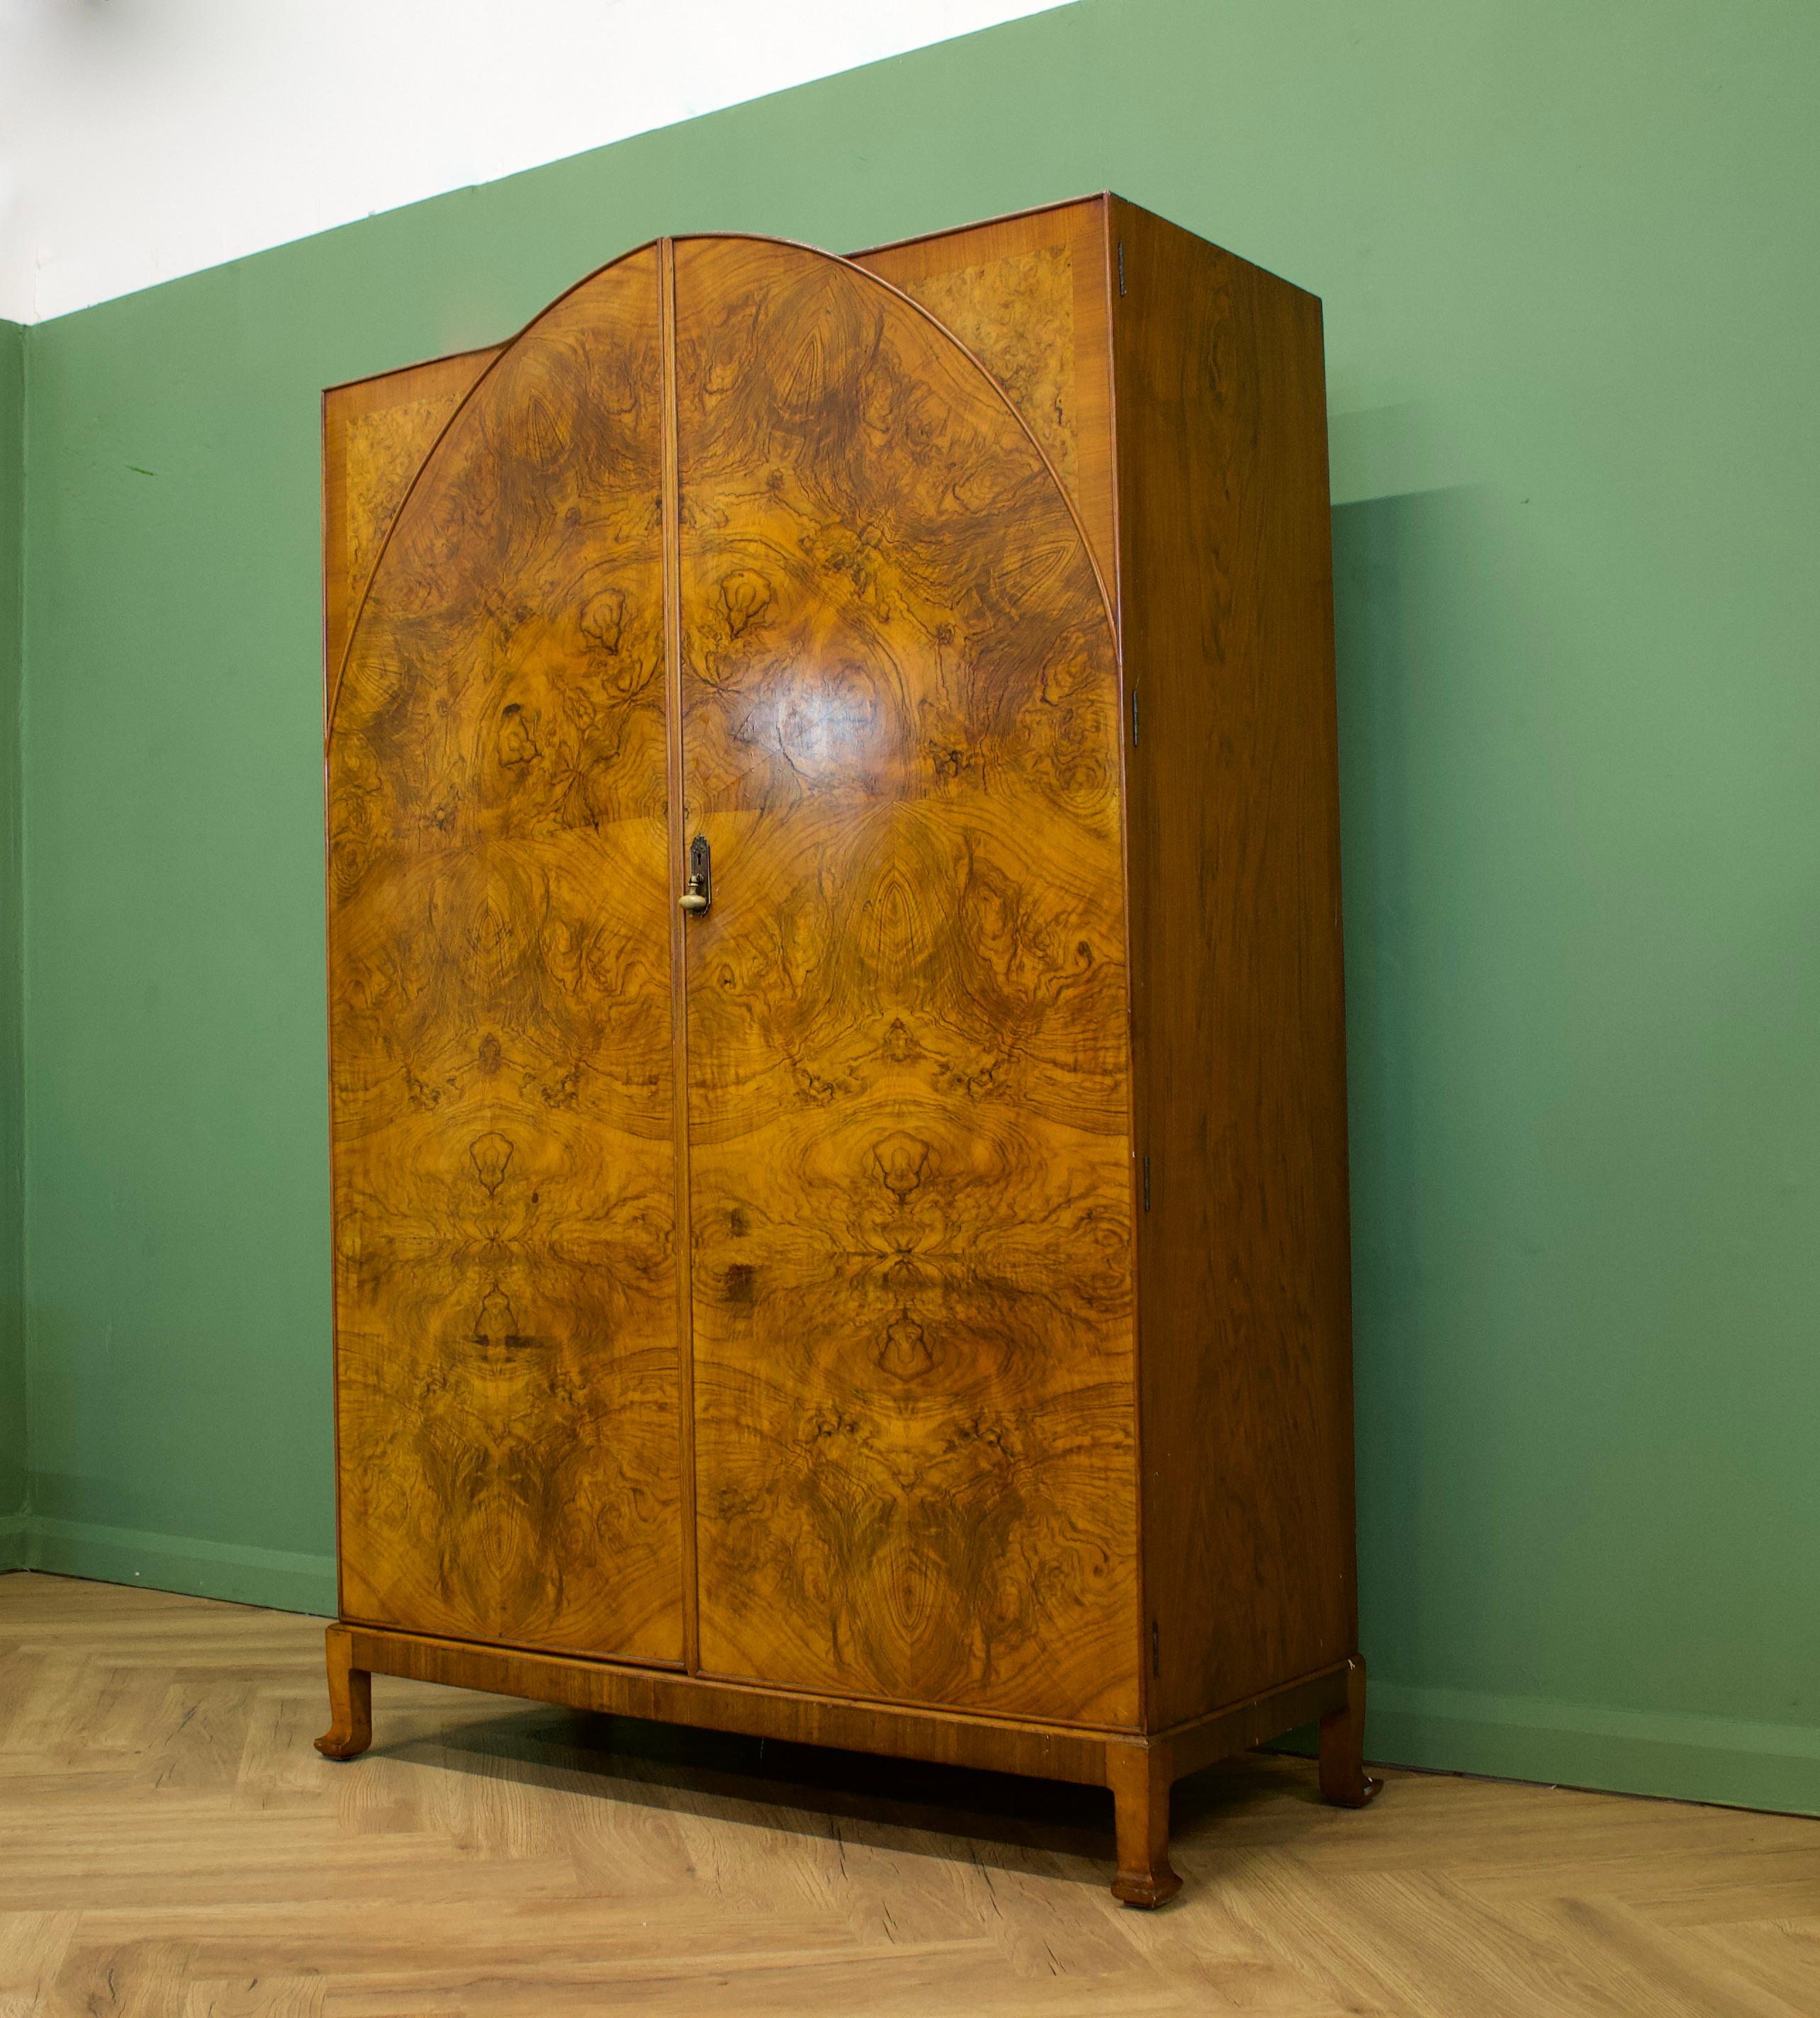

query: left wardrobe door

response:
[326,247,685,1663]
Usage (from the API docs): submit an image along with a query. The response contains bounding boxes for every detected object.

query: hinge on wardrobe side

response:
[1142,1155,1151,1212]
[1130,687,1139,747]
[1117,239,1126,296]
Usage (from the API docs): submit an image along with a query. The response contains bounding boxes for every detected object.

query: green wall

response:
[11,0,1819,1809]
[0,316,21,1559]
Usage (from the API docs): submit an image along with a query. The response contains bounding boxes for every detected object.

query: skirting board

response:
[1369,1682,1820,1817]
[1279,1680,1820,1820]
[6,1528,1816,1822]
[18,1516,336,1614]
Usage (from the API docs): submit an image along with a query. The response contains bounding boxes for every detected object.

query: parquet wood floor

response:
[2,1572,1816,2015]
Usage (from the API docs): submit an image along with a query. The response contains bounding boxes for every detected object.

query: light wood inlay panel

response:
[855,197,1117,592]
[902,245,1079,494]
[673,235,1139,1727]
[326,248,683,1663]
[10,1575,1820,2018]
[322,346,500,675]
[347,394,463,589]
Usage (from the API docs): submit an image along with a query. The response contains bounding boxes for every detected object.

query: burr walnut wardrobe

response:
[317,194,1375,1905]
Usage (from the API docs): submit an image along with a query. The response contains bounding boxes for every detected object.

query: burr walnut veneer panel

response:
[674,237,1138,1726]
[327,248,684,1664]
[322,345,501,679]
[321,202,1365,1904]
[854,197,1118,594]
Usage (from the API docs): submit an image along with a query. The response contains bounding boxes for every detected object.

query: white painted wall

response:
[0,0,1071,322]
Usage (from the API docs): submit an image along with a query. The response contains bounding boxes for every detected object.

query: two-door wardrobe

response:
[318,195,1376,1905]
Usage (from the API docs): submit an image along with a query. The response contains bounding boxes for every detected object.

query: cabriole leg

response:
[1106,1740,1181,1907]
[315,1624,373,1761]
[1318,1655,1380,1807]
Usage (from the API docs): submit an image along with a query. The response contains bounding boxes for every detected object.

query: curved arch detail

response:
[670,233,1137,1724]
[326,233,1136,1716]
[327,242,685,1659]
[329,230,1118,745]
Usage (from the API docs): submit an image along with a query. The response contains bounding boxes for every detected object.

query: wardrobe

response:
[318,195,1373,1905]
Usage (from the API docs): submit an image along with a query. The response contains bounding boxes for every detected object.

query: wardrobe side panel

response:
[327,251,685,1664]
[322,346,501,680]
[854,198,1118,595]
[1111,200,1356,1727]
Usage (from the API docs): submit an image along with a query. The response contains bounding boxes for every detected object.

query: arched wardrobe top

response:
[315,195,1359,1907]
[322,202,1128,710]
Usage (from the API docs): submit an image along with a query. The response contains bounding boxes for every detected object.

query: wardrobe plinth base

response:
[320,1622,1368,1903]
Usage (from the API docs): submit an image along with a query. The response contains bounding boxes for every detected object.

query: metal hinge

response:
[1130,687,1139,747]
[1142,1155,1150,1212]
[1117,239,1126,297]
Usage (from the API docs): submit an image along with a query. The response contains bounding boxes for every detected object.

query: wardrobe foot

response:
[315,1625,373,1761]
[1318,1655,1380,1807]
[1106,1740,1181,1907]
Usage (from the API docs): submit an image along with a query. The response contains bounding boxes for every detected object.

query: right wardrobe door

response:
[673,235,1142,1727]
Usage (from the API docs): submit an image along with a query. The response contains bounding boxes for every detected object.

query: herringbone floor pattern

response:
[2,1572,1816,2015]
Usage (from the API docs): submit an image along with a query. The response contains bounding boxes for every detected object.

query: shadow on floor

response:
[373,1697,1337,1888]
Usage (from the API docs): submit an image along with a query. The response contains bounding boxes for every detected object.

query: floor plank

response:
[2,1572,1816,2016]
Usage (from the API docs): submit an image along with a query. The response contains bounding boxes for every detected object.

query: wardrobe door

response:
[326,247,684,1662]
[675,237,1140,1726]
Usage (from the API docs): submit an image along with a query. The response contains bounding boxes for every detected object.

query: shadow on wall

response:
[1330,475,1502,1703]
